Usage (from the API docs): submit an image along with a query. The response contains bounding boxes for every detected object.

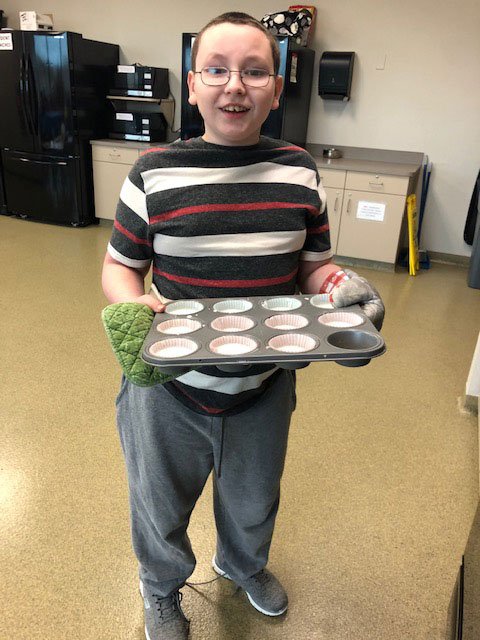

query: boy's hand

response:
[132,294,166,313]
[321,269,385,330]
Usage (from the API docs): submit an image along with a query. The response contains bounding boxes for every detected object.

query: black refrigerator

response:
[0,30,118,225]
[181,33,315,148]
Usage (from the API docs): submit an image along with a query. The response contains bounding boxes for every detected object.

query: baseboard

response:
[334,255,395,273]
[428,251,470,267]
[463,394,479,416]
[97,218,114,228]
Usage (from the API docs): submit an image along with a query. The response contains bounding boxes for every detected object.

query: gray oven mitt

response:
[330,269,385,330]
[101,302,175,387]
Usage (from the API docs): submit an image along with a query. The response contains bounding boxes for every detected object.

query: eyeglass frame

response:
[194,67,276,88]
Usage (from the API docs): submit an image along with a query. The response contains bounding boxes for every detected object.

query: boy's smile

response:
[187,24,283,146]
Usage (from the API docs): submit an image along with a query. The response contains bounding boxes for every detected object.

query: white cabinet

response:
[92,145,140,220]
[317,165,412,265]
[317,168,346,253]
[337,172,409,263]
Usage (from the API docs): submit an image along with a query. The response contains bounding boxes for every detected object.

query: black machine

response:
[109,110,167,143]
[108,64,169,143]
[109,64,169,98]
[180,33,315,148]
[318,51,355,101]
[0,30,118,225]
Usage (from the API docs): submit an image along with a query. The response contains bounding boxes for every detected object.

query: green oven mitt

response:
[101,302,175,387]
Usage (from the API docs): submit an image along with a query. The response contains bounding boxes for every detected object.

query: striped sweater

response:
[108,136,332,415]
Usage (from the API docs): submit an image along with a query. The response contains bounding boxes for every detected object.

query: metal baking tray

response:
[141,294,386,373]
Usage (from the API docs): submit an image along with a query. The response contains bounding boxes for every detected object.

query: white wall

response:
[2,0,479,257]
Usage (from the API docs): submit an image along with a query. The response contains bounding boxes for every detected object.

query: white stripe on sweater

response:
[119,177,148,223]
[141,162,318,194]
[176,368,277,395]
[107,243,151,268]
[153,229,306,257]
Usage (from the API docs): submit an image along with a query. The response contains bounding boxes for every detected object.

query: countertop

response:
[307,143,423,177]
[90,139,423,177]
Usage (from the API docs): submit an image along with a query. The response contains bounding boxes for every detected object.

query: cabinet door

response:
[336,190,406,263]
[324,187,344,254]
[93,160,135,220]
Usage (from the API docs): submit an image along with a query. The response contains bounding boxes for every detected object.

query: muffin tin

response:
[141,294,386,373]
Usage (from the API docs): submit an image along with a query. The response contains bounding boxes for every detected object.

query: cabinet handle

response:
[334,196,339,211]
[347,197,352,213]
[109,153,121,158]
[369,181,384,187]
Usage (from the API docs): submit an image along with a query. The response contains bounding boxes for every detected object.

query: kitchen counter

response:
[307,143,423,177]
[90,139,423,177]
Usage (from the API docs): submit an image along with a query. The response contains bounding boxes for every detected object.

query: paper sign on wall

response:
[0,33,13,50]
[356,201,386,222]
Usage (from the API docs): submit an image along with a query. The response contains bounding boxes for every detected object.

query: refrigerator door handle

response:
[22,54,35,135]
[17,157,68,166]
[19,54,34,136]
[26,54,39,135]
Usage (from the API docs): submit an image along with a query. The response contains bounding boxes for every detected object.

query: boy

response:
[102,12,384,640]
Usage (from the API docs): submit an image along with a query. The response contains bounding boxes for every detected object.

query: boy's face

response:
[187,23,283,146]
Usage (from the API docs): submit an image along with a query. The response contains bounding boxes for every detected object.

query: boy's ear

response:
[271,75,283,111]
[187,70,197,106]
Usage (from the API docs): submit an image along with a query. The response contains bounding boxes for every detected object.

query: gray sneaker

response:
[212,556,288,617]
[140,581,190,640]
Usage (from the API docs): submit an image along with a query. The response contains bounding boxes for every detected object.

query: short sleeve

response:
[107,160,152,269]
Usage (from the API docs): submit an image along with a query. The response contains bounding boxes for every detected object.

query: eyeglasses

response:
[195,67,275,88]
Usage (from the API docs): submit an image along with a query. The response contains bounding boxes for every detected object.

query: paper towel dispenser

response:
[318,52,355,101]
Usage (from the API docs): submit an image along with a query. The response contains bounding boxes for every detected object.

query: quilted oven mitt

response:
[101,302,175,386]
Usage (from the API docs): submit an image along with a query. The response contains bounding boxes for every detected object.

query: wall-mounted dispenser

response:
[318,51,355,101]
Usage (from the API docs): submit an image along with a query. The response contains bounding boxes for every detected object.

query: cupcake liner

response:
[310,294,334,309]
[165,300,204,315]
[268,333,317,353]
[149,338,199,358]
[210,315,255,332]
[156,318,202,335]
[318,312,364,328]
[209,335,258,355]
[265,314,309,330]
[262,297,302,311]
[212,299,253,313]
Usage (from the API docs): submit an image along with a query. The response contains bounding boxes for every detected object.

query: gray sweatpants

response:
[116,369,296,597]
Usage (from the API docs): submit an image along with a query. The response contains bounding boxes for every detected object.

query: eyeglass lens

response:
[200,67,271,87]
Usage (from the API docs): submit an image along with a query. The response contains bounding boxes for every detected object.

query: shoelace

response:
[153,591,187,622]
[251,569,269,588]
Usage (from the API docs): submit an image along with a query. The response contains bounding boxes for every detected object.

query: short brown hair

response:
[191,12,280,76]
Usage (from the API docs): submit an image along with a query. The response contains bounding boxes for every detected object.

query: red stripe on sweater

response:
[171,382,226,414]
[150,201,319,224]
[152,267,298,288]
[114,220,152,245]
[140,147,169,156]
[307,223,329,234]
[276,145,306,152]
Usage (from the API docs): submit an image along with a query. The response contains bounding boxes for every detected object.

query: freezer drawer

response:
[1,150,85,224]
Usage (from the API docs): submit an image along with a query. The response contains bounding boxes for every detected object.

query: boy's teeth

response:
[223,106,248,112]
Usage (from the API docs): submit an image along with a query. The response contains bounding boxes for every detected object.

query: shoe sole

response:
[211,556,287,617]
[139,582,152,640]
